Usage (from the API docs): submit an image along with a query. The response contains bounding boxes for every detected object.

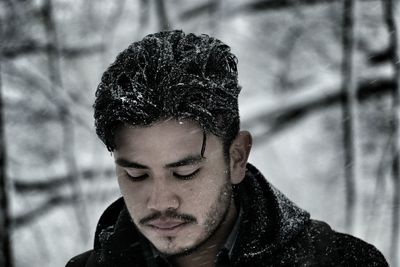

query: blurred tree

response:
[0,0,398,265]
[155,0,171,30]
[0,2,13,266]
[41,0,90,242]
[0,25,13,267]
[383,0,400,265]
[340,0,359,232]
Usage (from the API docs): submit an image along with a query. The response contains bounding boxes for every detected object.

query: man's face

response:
[113,119,235,256]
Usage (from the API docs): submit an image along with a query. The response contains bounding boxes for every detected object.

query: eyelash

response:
[174,169,200,180]
[126,173,148,182]
[125,169,200,182]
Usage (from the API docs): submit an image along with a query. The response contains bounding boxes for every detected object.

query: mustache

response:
[139,210,197,225]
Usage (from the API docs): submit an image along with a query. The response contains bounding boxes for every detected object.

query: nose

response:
[147,178,180,211]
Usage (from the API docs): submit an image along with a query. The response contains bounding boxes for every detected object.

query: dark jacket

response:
[66,164,389,267]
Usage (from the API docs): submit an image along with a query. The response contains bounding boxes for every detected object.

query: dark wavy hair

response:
[94,30,241,153]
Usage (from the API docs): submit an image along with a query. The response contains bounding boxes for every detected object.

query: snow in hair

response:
[94,29,241,151]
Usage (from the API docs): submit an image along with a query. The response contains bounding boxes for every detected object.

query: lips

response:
[145,218,190,236]
[149,219,186,230]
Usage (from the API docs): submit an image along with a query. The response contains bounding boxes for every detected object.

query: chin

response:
[149,229,205,257]
[155,239,203,257]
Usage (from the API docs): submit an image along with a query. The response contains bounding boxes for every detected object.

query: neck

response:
[172,199,238,267]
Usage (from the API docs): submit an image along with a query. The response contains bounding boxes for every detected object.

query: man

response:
[66,30,388,267]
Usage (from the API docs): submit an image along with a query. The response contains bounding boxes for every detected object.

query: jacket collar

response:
[91,163,310,266]
[231,163,310,264]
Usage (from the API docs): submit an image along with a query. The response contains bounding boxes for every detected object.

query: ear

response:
[229,131,252,184]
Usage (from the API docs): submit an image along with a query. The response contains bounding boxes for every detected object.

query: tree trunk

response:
[137,0,150,38]
[41,0,90,242]
[154,0,171,31]
[341,0,359,233]
[383,0,400,265]
[0,42,13,267]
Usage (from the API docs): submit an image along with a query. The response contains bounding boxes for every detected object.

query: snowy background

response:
[1,0,399,266]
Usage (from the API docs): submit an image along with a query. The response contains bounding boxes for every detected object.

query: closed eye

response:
[126,172,148,182]
[174,169,200,180]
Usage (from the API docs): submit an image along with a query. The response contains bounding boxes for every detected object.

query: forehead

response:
[115,120,203,147]
[113,120,222,162]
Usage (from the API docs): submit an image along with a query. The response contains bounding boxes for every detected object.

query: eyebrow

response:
[114,158,148,169]
[114,154,205,169]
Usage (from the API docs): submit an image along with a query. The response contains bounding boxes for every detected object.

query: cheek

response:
[182,176,225,218]
[116,168,143,197]
[117,177,148,218]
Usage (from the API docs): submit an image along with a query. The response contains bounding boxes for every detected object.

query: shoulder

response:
[65,250,94,267]
[65,198,126,267]
[297,219,389,266]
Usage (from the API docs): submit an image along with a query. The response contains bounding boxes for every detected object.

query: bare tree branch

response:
[2,41,105,59]
[13,168,114,193]
[367,46,393,65]
[244,79,394,143]
[2,61,94,137]
[231,0,335,15]
[12,188,119,230]
[180,0,376,21]
[2,62,93,130]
